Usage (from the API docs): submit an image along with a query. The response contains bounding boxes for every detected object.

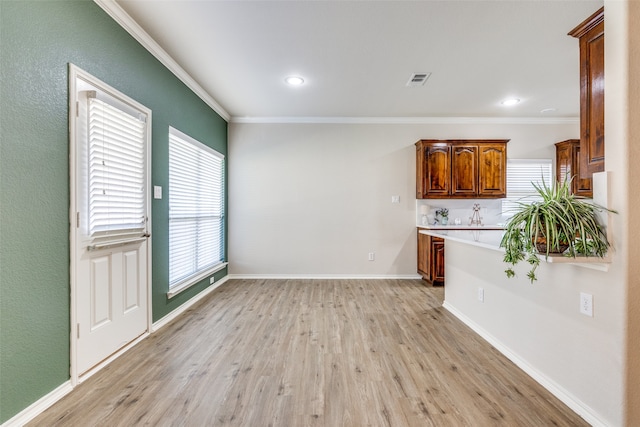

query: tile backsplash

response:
[416,199,506,227]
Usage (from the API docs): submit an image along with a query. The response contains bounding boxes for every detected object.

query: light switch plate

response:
[391,195,400,203]
[154,185,162,199]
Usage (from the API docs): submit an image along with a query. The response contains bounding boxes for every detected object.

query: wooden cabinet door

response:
[555,139,593,197]
[570,8,604,178]
[574,145,593,197]
[416,142,426,198]
[425,145,451,197]
[556,142,573,183]
[417,231,430,280]
[478,144,507,197]
[451,145,478,197]
[431,237,445,285]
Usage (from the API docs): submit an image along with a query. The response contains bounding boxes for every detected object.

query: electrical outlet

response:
[210,276,216,284]
[368,252,375,261]
[580,292,593,317]
[391,195,400,204]
[478,287,484,302]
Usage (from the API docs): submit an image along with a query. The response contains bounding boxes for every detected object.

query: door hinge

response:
[77,324,80,339]
[76,101,79,117]
[76,212,80,228]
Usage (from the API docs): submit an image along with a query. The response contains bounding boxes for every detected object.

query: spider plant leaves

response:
[500,175,616,283]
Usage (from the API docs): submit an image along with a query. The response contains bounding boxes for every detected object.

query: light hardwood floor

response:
[29,279,588,426]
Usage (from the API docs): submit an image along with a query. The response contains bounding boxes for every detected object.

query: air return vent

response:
[406,72,431,87]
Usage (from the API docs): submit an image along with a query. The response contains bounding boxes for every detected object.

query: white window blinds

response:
[169,128,225,288]
[87,92,146,239]
[502,159,553,215]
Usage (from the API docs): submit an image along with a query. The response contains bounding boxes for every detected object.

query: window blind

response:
[169,128,225,288]
[88,93,146,239]
[502,159,553,214]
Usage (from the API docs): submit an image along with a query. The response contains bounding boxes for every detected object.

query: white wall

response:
[228,121,577,276]
[606,0,640,424]
[441,3,633,425]
[444,234,624,426]
[227,2,639,424]
[623,0,640,423]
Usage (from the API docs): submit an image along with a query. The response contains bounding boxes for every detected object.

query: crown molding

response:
[230,116,579,125]
[93,0,230,122]
[92,1,579,128]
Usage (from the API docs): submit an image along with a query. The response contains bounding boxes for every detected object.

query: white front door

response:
[76,241,148,374]
[70,65,151,377]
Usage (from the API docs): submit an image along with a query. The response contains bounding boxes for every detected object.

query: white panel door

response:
[70,66,150,376]
[76,243,147,374]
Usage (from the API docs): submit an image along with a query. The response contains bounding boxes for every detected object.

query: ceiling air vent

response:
[406,72,431,87]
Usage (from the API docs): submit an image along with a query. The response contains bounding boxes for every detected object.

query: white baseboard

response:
[227,274,423,280]
[2,276,230,427]
[1,381,73,427]
[152,275,229,332]
[442,300,607,427]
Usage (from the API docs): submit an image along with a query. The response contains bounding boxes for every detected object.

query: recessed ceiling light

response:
[501,98,521,106]
[540,108,558,114]
[285,76,304,86]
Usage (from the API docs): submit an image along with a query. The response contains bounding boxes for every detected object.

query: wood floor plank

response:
[28,279,589,426]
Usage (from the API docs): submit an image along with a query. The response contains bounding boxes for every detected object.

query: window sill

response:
[167,262,228,299]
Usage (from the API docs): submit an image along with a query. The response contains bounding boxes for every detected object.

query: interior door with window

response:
[70,66,151,376]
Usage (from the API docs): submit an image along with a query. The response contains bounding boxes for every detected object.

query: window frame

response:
[167,127,226,298]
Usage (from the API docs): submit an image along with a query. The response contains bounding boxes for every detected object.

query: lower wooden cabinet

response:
[417,231,430,278]
[431,237,445,284]
[417,229,445,285]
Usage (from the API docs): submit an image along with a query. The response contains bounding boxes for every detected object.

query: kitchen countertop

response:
[419,228,505,252]
[419,228,611,269]
[417,224,505,231]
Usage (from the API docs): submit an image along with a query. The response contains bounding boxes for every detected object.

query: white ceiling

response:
[114,0,603,121]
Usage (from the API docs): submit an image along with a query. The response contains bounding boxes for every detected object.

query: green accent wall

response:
[0,1,227,422]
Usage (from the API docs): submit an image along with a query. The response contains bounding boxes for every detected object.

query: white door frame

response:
[68,64,152,385]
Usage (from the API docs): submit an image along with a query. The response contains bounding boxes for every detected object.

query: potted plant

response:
[436,208,449,225]
[500,176,616,283]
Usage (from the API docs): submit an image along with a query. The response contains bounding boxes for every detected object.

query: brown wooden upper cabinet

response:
[416,139,508,199]
[424,143,451,197]
[451,145,477,197]
[555,139,593,198]
[569,7,604,179]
